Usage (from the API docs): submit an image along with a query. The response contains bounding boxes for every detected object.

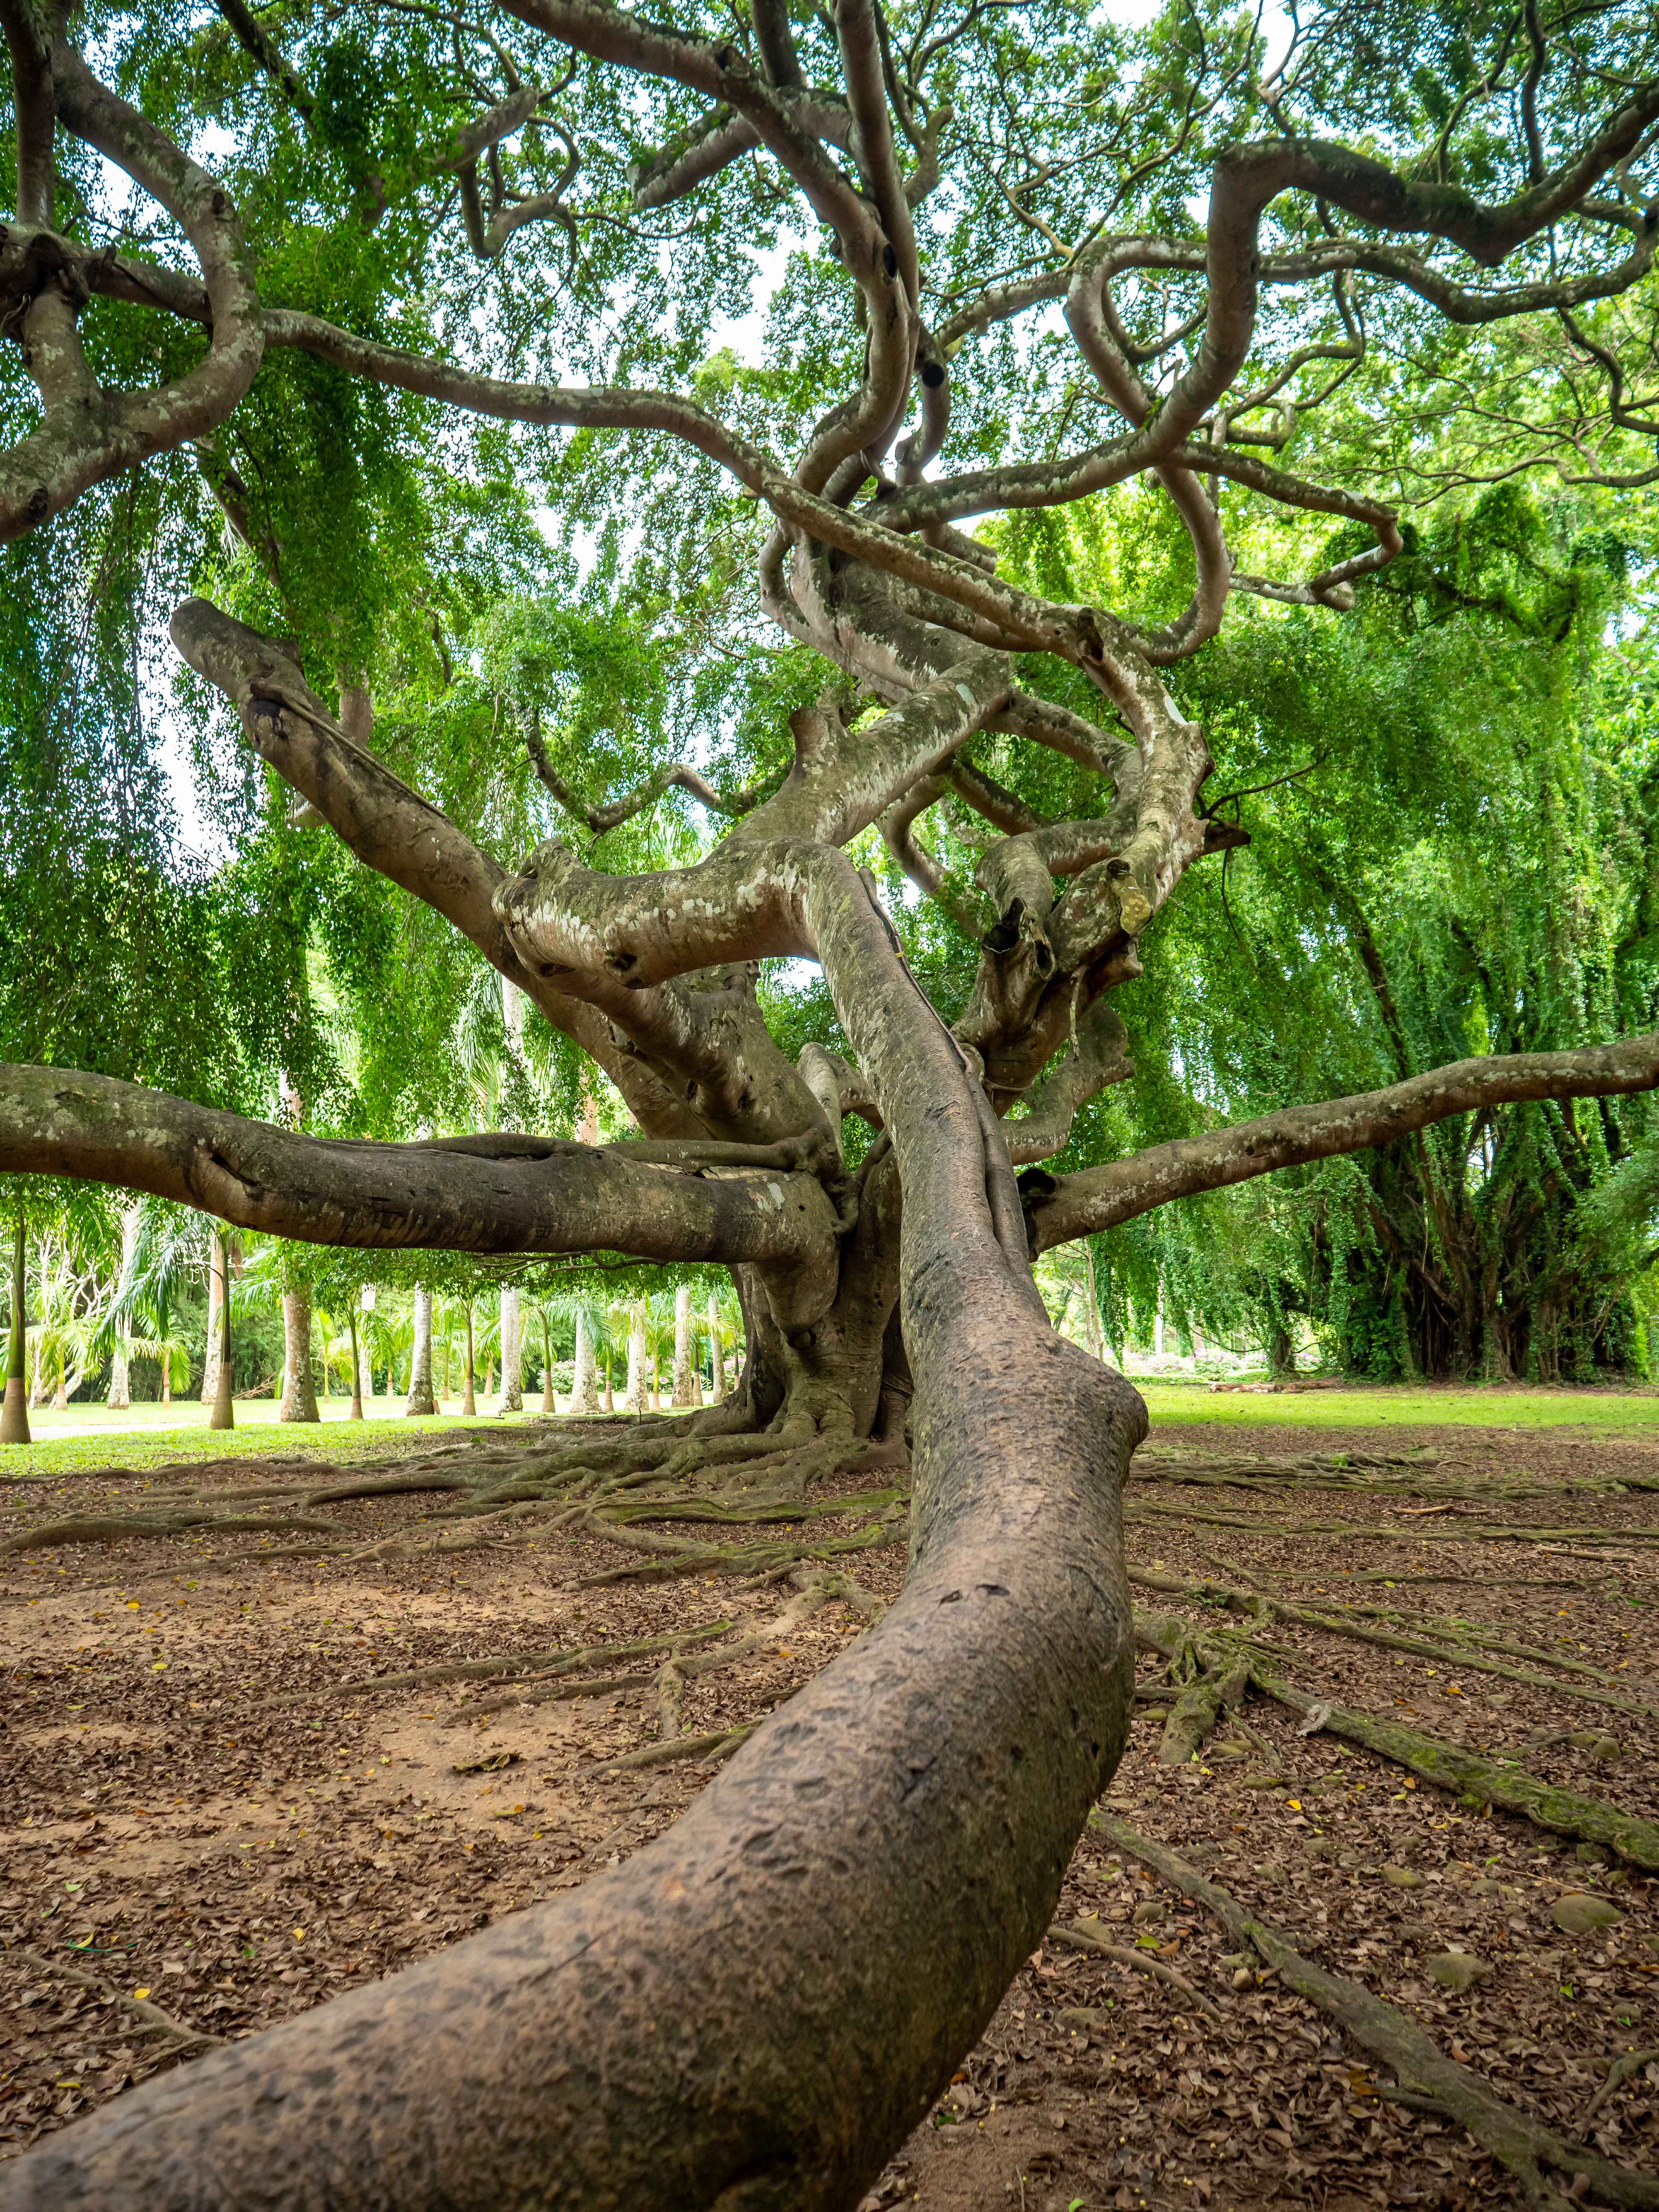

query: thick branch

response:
[1033,1033,1659,1250]
[0,1067,843,1301]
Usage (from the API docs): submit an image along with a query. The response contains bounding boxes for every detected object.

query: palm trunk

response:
[540,1314,555,1414]
[406,1288,436,1415]
[200,1226,225,1404]
[625,1301,649,1414]
[52,1343,68,1410]
[463,1307,476,1417]
[496,1286,522,1414]
[348,1311,364,1420]
[108,1202,140,1410]
[571,1310,600,1414]
[280,1286,320,1422]
[208,1238,235,1431]
[1,1212,29,1444]
[671,1281,694,1406]
[603,1356,613,1412]
[707,1292,724,1403]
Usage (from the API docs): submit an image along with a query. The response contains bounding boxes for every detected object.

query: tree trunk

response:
[348,1311,363,1421]
[463,1307,477,1417]
[708,1292,724,1403]
[496,1286,522,1414]
[52,1347,68,1411]
[1,1212,28,1445]
[540,1314,556,1414]
[109,1201,140,1410]
[672,1281,695,1405]
[603,1358,614,1412]
[208,1238,235,1432]
[199,1225,225,1405]
[1267,1324,1296,1378]
[407,1288,436,1415]
[280,1287,320,1422]
[571,1310,600,1414]
[625,1300,649,1414]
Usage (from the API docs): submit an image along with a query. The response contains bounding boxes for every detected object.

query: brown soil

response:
[3,1415,1656,2210]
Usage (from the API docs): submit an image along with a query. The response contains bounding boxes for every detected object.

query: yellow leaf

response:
[132,1987,151,2001]
[1286,1799,1302,1810]
[292,1928,305,1942]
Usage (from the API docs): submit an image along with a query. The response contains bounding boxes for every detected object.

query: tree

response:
[4,0,1659,2202]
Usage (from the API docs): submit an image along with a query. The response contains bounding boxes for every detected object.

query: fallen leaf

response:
[132,1987,151,2001]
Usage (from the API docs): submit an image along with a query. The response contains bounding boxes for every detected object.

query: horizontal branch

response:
[0,1065,843,1296]
[1031,1033,1659,1250]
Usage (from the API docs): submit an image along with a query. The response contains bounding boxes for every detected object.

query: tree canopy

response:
[5,0,1659,2203]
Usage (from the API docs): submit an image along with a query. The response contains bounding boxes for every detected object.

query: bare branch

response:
[0,1068,844,1294]
[1032,1034,1659,1250]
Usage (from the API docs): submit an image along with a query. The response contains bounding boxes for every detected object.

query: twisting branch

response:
[1031,1033,1659,1251]
[523,706,772,831]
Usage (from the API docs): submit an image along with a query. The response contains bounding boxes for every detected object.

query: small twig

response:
[1046,1919,1222,2020]
[8,1944,228,2048]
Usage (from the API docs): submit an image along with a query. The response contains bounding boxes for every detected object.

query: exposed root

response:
[9,1944,228,2050]
[590,1720,762,1775]
[0,1510,343,1555]
[1129,1571,1659,1720]
[1586,2050,1659,2125]
[1127,1499,1659,1551]
[1091,1816,1659,2212]
[221,1620,736,1718]
[1252,1664,1659,1872]
[1046,1916,1223,2020]
[1133,1446,1659,1503]
[463,1583,833,1722]
[1155,1654,1251,1767]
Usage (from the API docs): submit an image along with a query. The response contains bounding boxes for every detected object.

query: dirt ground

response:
[3,1413,1657,2209]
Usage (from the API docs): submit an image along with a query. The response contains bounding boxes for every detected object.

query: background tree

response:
[5,0,1659,2203]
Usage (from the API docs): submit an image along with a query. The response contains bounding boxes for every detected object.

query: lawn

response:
[1139,1376,1659,1432]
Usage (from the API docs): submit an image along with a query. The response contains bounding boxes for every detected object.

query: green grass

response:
[0,1402,549,1483]
[1138,1377,1659,1432]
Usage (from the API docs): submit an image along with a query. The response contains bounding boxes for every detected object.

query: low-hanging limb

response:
[1092,1816,1659,2212]
[0,1064,841,1321]
[1032,1034,1659,1249]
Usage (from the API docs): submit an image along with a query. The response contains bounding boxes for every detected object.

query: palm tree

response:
[2,1212,29,1444]
[106,1199,208,1411]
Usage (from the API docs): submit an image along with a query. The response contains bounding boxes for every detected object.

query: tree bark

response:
[279,1287,320,1423]
[571,1309,600,1414]
[496,1286,522,1414]
[406,1288,436,1415]
[462,1306,476,1417]
[540,1313,556,1414]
